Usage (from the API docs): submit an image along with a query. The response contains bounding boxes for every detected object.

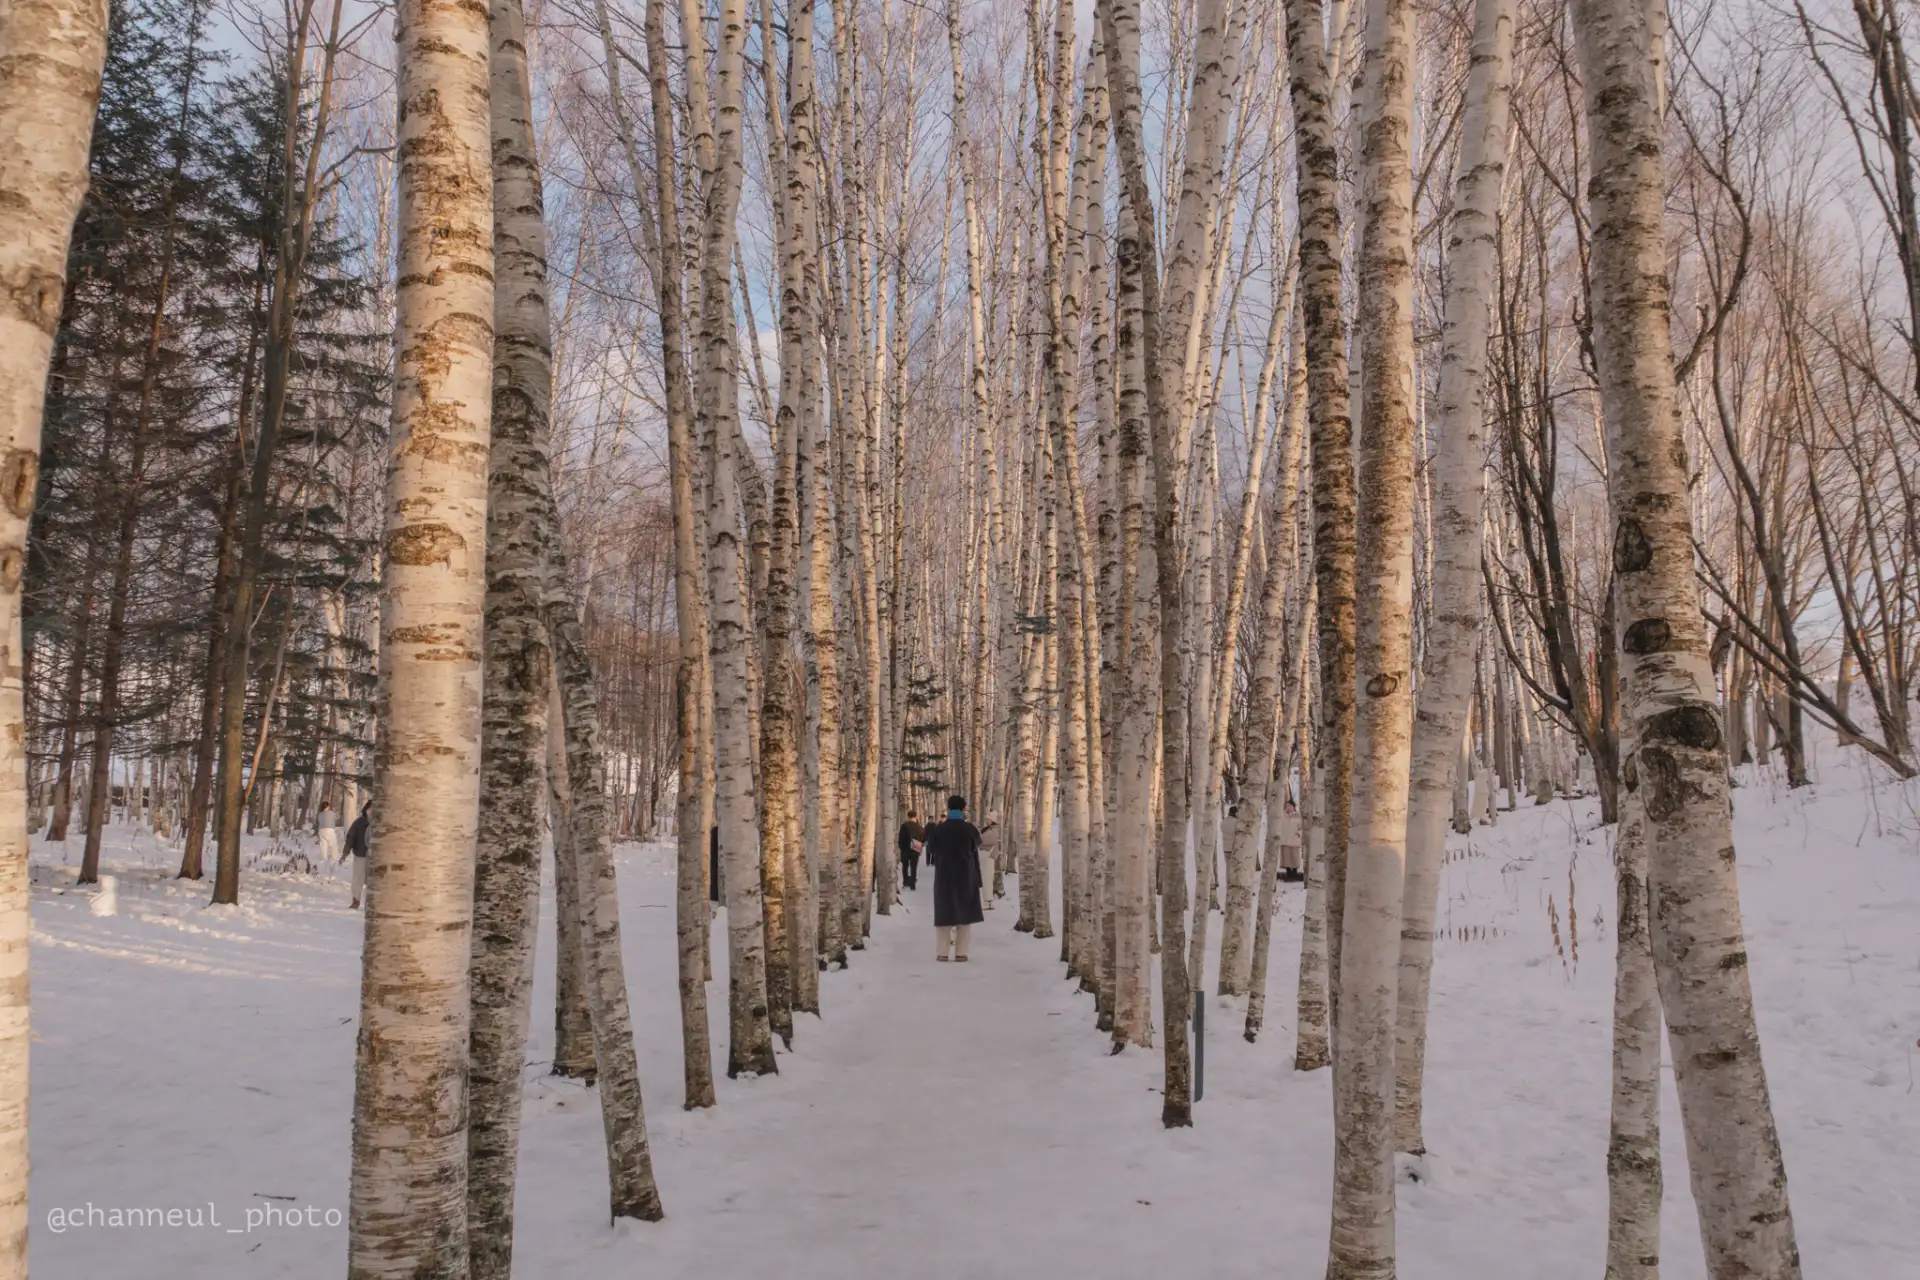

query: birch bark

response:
[694,0,777,1077]
[1219,307,1304,996]
[350,0,493,1266]
[1606,781,1662,1280]
[1284,0,1359,1028]
[0,0,107,1268]
[635,0,715,1105]
[1573,0,1800,1270]
[1326,0,1420,1267]
[1391,0,1513,1156]
[468,0,555,1264]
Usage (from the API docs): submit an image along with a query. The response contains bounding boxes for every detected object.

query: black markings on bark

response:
[1613,517,1652,572]
[1622,618,1671,654]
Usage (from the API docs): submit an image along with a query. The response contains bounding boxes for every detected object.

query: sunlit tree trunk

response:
[349,0,492,1266]
[1573,0,1801,1271]
[0,0,108,1267]
[774,0,824,1016]
[1392,0,1513,1156]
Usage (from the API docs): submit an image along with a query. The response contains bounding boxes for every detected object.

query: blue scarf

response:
[947,809,964,822]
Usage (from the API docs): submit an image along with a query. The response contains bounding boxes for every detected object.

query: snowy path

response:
[26,758,1920,1278]
[606,893,1334,1280]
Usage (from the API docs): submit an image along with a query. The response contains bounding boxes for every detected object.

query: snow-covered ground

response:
[27,751,1920,1278]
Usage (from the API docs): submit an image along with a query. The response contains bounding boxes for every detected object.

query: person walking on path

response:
[345,802,371,908]
[1276,797,1304,883]
[316,801,342,863]
[926,795,984,961]
[897,812,926,891]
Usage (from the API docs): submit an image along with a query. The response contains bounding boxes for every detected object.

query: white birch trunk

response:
[468,0,556,1264]
[1220,327,1306,996]
[1573,0,1801,1270]
[1285,0,1360,1030]
[1391,0,1513,1156]
[1295,763,1331,1069]
[350,0,493,1266]
[1326,0,1420,1268]
[632,0,716,1107]
[1606,782,1662,1279]
[0,0,107,1270]
[694,0,777,1077]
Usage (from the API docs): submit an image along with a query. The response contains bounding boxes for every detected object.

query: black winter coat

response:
[924,818,984,927]
[346,813,370,858]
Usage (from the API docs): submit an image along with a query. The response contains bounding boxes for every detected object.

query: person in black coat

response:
[897,812,926,890]
[925,794,984,961]
[345,803,371,909]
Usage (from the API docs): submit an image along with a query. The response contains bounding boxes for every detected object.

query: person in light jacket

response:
[1277,798,1304,883]
[925,795,984,961]
[316,801,342,863]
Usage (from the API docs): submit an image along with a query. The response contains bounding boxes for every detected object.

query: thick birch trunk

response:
[1391,0,1513,1156]
[1573,0,1801,1272]
[350,0,492,1266]
[0,0,107,1268]
[1326,0,1420,1269]
[467,0,557,1265]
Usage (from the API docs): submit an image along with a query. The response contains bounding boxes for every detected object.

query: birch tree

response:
[348,0,494,1267]
[692,0,776,1077]
[0,0,108,1270]
[467,0,555,1267]
[1572,0,1801,1271]
[636,0,715,1107]
[1326,0,1420,1268]
[1283,0,1359,1021]
[1392,0,1514,1156]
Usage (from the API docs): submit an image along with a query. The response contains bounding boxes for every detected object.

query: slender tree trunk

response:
[1105,0,1198,1129]
[1573,0,1801,1272]
[634,0,715,1108]
[179,451,241,879]
[694,0,777,1077]
[1606,782,1662,1280]
[1286,0,1360,1031]
[0,0,108,1268]
[1221,335,1306,996]
[1295,761,1331,1069]
[349,0,494,1266]
[467,4,557,1270]
[547,680,595,1082]
[1392,0,1513,1156]
[1247,656,1311,1041]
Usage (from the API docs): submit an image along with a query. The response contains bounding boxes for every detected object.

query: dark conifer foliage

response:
[24,0,387,899]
